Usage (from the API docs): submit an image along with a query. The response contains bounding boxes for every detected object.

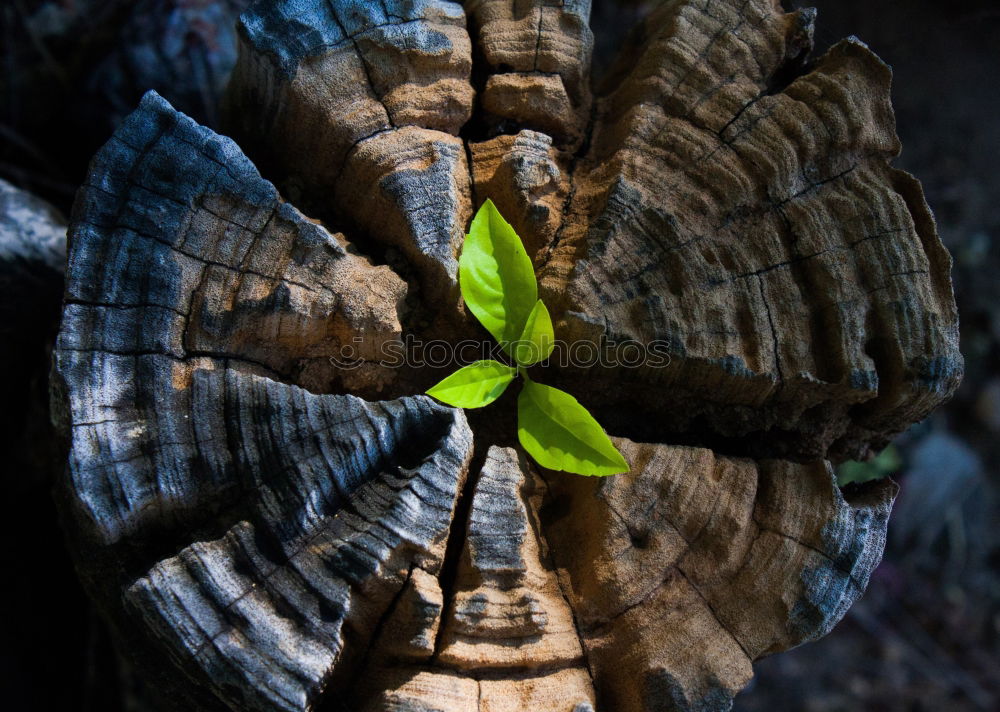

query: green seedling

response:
[427,200,628,476]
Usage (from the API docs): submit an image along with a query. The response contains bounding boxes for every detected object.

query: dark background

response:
[1,1,997,710]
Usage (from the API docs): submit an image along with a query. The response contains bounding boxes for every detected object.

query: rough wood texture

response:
[354,447,597,711]
[53,92,475,711]
[226,0,960,461]
[541,441,894,712]
[53,1,960,711]
[63,91,405,401]
[466,0,594,145]
[543,18,963,461]
[224,0,475,301]
[124,375,473,712]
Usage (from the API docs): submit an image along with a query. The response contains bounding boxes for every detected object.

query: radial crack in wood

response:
[353,446,596,711]
[539,439,896,712]
[536,0,960,460]
[121,372,473,712]
[53,90,479,712]
[63,91,405,399]
[466,0,594,146]
[51,1,960,710]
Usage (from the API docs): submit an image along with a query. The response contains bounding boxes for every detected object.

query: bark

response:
[51,1,960,711]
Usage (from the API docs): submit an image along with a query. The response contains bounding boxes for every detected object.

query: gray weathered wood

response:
[52,1,960,711]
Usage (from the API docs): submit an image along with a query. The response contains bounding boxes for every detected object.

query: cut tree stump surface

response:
[52,1,960,711]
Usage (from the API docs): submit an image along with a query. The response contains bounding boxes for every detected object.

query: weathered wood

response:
[352,444,893,712]
[124,374,473,712]
[53,92,471,709]
[0,177,66,370]
[535,4,959,461]
[540,441,894,712]
[226,0,961,461]
[52,1,960,711]
[224,0,475,302]
[466,0,594,146]
[61,91,405,401]
[354,446,597,711]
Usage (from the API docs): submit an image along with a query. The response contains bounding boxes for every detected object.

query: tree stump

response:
[52,1,961,711]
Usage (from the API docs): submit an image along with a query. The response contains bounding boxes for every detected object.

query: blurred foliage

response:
[837,444,902,486]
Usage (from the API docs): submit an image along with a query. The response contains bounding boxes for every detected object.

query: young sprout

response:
[426,200,628,476]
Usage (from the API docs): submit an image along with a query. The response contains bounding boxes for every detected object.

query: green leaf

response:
[517,379,628,476]
[514,299,555,367]
[426,360,518,409]
[836,445,902,486]
[459,199,537,355]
